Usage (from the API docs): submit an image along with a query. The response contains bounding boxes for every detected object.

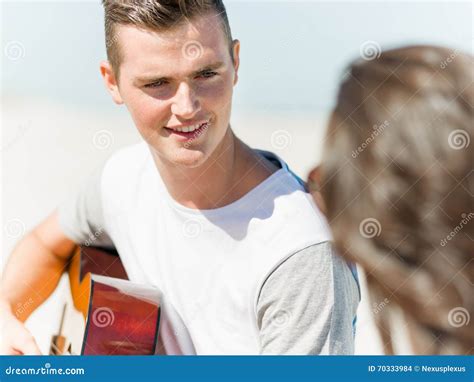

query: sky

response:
[2,1,473,115]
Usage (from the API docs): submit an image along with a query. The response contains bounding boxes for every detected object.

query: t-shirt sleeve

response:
[256,241,360,355]
[57,163,114,248]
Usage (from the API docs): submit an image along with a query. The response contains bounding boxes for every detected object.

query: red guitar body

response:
[50,246,161,355]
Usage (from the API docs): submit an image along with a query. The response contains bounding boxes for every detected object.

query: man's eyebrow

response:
[134,75,170,85]
[192,61,226,74]
[135,62,226,85]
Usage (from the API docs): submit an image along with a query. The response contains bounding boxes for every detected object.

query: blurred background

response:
[1,0,472,354]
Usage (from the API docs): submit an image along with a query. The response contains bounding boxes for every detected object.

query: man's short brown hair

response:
[102,0,233,77]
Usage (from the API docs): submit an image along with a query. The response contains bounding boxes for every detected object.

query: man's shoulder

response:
[270,178,331,238]
[243,149,330,241]
[245,167,332,256]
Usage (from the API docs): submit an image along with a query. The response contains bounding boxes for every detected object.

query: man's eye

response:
[198,71,218,79]
[145,80,167,88]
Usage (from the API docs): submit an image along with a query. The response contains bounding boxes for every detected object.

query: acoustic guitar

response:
[49,245,161,355]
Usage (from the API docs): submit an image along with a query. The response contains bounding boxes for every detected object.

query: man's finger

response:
[15,335,42,355]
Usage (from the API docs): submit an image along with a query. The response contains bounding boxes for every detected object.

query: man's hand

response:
[1,209,76,355]
[0,302,42,355]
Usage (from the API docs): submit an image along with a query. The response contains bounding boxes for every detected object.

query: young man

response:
[1,0,359,355]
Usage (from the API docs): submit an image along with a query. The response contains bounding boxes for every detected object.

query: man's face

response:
[111,13,239,167]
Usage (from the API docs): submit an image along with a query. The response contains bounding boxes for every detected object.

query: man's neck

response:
[150,129,279,210]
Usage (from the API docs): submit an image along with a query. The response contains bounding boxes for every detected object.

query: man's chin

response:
[157,147,208,168]
[174,152,207,168]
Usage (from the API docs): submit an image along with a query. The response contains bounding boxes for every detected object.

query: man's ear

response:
[100,60,124,105]
[231,39,240,86]
[307,165,327,216]
[308,166,322,187]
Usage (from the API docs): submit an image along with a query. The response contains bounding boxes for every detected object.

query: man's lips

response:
[164,121,210,140]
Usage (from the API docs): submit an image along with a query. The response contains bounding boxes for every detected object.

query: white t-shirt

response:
[58,141,359,354]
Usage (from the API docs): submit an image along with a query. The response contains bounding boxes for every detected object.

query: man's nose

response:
[171,82,201,119]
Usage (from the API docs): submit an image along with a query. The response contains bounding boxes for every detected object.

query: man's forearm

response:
[1,230,72,321]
